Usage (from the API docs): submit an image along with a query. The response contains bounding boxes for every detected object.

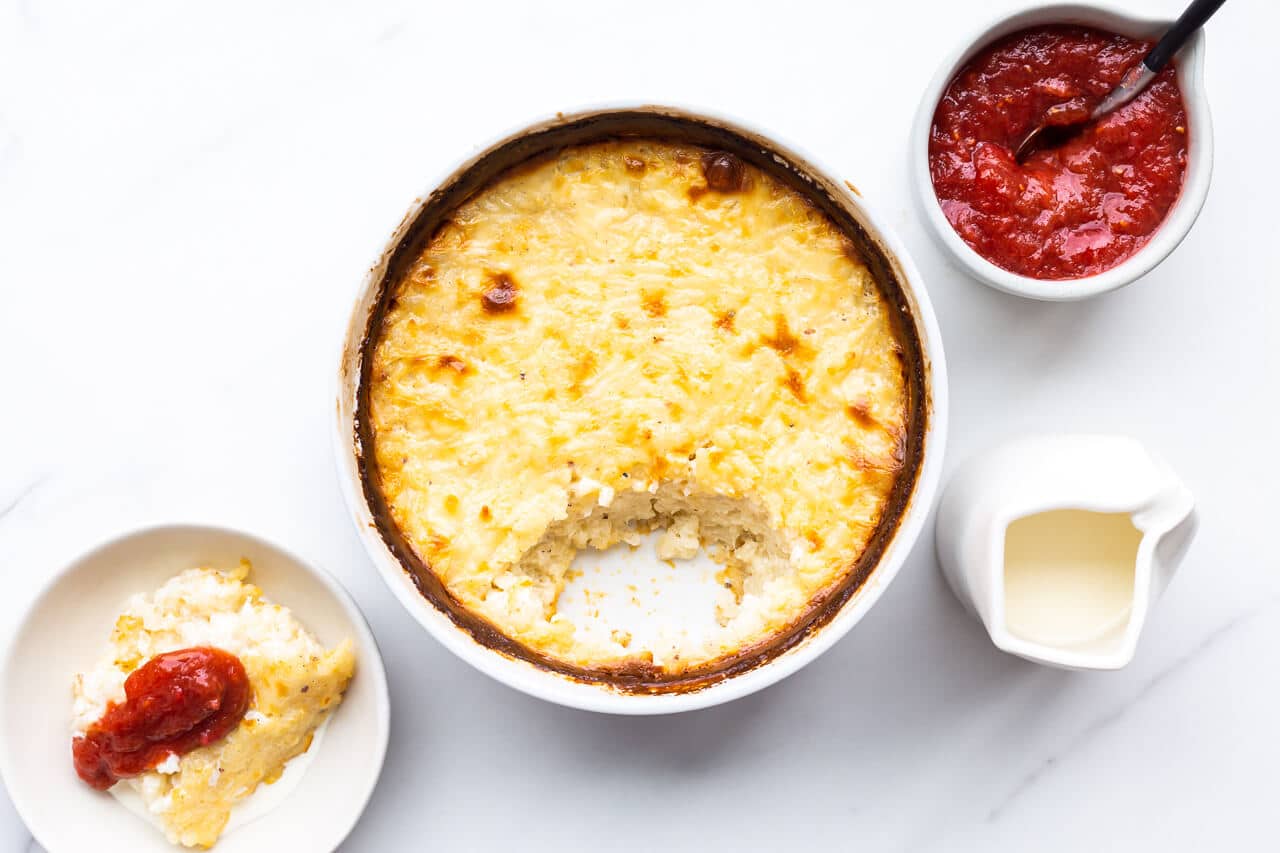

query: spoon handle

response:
[1144,0,1227,72]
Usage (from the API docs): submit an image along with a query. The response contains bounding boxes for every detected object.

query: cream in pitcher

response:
[935,434,1197,670]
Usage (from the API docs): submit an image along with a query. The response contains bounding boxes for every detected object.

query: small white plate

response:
[0,525,390,853]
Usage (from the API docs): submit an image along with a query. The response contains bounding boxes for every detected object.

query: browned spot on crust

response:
[701,151,748,193]
[641,290,667,317]
[762,314,807,358]
[715,309,736,332]
[406,354,468,379]
[438,354,468,374]
[479,505,491,521]
[848,399,875,427]
[689,152,749,202]
[481,272,518,313]
[624,156,646,174]
[783,368,806,401]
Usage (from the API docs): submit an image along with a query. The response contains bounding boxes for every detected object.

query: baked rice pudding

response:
[361,136,922,688]
[72,563,355,848]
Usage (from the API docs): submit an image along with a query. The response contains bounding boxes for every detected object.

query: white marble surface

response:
[1,0,1275,850]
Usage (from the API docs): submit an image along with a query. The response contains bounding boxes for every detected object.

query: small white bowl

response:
[0,525,390,853]
[910,2,1213,301]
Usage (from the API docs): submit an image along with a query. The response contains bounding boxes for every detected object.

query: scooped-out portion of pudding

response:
[71,563,356,848]
[365,138,919,686]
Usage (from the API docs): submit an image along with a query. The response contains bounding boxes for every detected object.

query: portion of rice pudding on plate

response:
[71,562,355,848]
[363,138,921,686]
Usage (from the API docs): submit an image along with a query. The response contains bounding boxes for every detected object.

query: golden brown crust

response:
[354,113,928,694]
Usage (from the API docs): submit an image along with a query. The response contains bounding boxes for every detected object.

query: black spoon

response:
[1014,0,1227,161]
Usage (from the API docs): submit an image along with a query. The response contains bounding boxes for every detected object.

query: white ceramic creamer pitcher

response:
[935,434,1197,670]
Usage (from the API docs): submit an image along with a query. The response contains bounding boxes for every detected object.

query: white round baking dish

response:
[910,2,1213,301]
[334,105,948,714]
